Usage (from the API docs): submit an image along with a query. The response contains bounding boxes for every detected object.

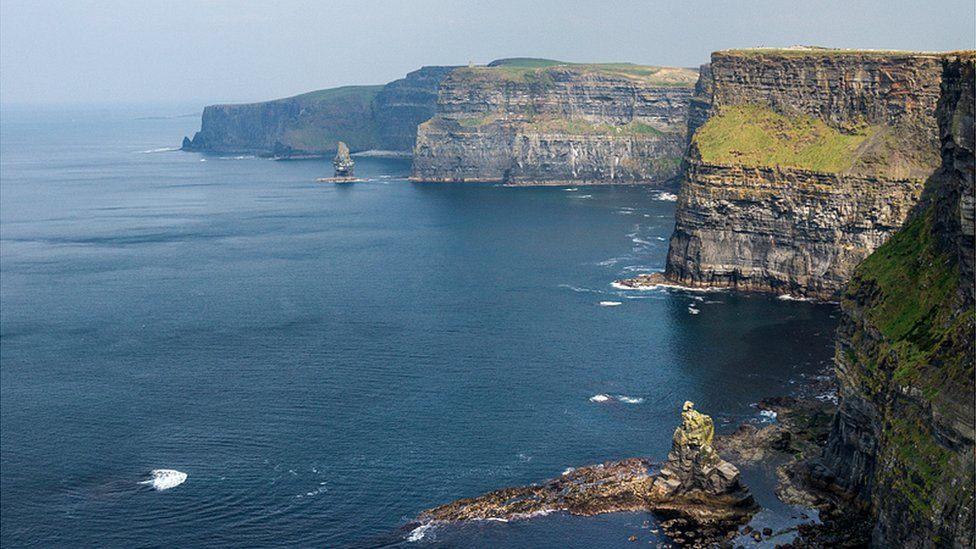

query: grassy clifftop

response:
[453,58,698,87]
[692,104,939,177]
[693,105,877,172]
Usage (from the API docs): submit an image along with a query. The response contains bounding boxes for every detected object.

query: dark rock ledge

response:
[417,402,758,547]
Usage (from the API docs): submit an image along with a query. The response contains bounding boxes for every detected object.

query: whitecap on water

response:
[652,192,678,201]
[759,409,778,421]
[140,469,187,491]
[563,187,579,192]
[407,522,434,542]
[616,395,645,404]
[599,301,622,307]
[589,393,612,403]
[687,306,700,315]
[139,146,180,154]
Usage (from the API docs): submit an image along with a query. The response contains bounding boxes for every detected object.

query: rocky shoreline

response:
[416,402,759,548]
[412,375,872,548]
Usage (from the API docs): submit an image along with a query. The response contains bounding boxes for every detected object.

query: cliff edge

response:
[663,48,949,299]
[411,59,698,185]
[817,52,975,547]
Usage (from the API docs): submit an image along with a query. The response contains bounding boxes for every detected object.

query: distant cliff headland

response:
[411,58,697,185]
[181,66,456,157]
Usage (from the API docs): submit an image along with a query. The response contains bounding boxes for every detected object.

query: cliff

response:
[181,66,455,157]
[663,48,948,299]
[411,58,697,185]
[817,53,974,547]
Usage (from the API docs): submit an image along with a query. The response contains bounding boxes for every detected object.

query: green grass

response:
[717,47,953,58]
[520,117,670,136]
[693,104,877,172]
[288,85,383,105]
[454,61,698,87]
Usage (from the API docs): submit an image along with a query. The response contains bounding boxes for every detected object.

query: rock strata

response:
[411,60,697,185]
[333,142,354,177]
[662,49,950,299]
[816,52,975,548]
[182,66,456,157]
[418,402,756,546]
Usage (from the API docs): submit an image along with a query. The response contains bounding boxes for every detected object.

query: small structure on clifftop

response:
[333,141,354,177]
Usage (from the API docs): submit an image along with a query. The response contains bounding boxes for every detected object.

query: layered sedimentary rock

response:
[419,402,755,546]
[411,59,697,185]
[181,66,455,157]
[817,53,975,547]
[664,48,949,299]
[332,142,354,177]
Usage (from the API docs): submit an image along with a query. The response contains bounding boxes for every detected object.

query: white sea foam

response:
[653,192,678,201]
[631,237,653,246]
[759,410,778,421]
[140,469,187,491]
[777,294,814,302]
[563,187,579,192]
[407,522,434,542]
[562,467,576,475]
[687,306,700,315]
[599,301,622,307]
[199,158,207,162]
[589,393,612,403]
[140,146,180,153]
[571,194,593,199]
[617,395,645,404]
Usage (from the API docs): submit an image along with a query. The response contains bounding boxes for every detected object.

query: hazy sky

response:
[2,0,974,105]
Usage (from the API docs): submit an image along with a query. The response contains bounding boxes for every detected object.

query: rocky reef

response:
[418,402,756,546]
[814,53,975,548]
[411,59,697,185]
[181,66,455,157]
[662,48,950,299]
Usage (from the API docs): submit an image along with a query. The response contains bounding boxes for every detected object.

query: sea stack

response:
[652,401,750,503]
[333,141,354,177]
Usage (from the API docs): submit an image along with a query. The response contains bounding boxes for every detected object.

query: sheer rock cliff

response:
[815,53,975,548]
[410,60,697,185]
[663,49,948,299]
[181,66,455,157]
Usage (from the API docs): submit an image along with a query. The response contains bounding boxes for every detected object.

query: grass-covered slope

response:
[693,105,877,172]
[455,59,698,87]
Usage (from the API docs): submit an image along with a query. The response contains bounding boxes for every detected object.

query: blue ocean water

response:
[0,105,838,547]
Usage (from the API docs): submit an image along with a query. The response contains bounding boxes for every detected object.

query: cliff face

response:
[664,49,947,298]
[370,66,457,151]
[411,60,697,185]
[182,66,455,157]
[819,54,974,547]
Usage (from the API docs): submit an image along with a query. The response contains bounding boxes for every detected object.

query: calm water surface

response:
[0,106,837,547]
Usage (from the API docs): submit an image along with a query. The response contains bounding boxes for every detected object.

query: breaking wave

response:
[140,469,187,491]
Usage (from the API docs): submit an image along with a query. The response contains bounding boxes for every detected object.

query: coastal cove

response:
[1,107,839,547]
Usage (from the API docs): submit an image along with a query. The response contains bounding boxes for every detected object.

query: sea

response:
[0,104,838,547]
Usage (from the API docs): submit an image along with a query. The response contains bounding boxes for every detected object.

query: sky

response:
[1,0,974,105]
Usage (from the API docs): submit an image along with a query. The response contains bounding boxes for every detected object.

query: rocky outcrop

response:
[816,53,975,547]
[662,48,950,299]
[181,66,456,157]
[418,402,755,546]
[333,142,354,176]
[411,60,697,185]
